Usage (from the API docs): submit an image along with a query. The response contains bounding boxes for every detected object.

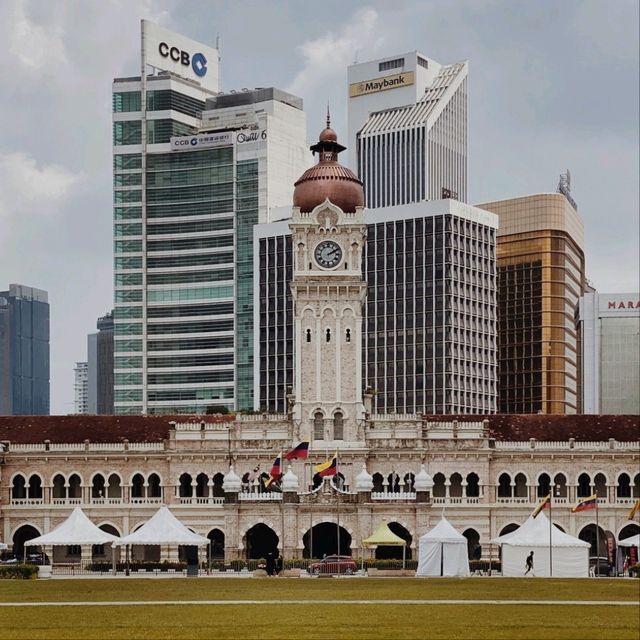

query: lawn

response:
[0,578,638,640]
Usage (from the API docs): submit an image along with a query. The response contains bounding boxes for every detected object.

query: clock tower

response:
[289,116,367,444]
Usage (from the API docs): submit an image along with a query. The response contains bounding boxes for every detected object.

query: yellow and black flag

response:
[532,493,551,518]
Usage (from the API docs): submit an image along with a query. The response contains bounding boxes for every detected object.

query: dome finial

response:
[326,102,331,130]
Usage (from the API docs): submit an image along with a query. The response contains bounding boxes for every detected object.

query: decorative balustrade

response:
[129,497,163,505]
[8,498,44,506]
[89,498,124,505]
[51,498,82,505]
[371,491,416,501]
[238,491,282,501]
[496,497,530,504]
[177,497,225,505]
[432,496,482,505]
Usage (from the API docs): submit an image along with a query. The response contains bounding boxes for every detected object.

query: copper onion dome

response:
[293,109,364,213]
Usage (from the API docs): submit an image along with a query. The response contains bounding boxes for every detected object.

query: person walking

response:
[266,552,275,577]
[524,550,535,576]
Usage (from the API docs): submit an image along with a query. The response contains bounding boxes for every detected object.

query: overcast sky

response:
[0,0,637,414]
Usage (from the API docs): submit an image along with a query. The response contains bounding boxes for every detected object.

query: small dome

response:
[281,465,299,492]
[292,116,364,214]
[223,465,242,492]
[355,464,373,492]
[414,464,434,491]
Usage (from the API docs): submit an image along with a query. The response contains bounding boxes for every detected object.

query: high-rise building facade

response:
[255,184,498,413]
[87,311,114,414]
[0,284,49,415]
[348,52,468,208]
[74,362,89,414]
[478,192,585,414]
[579,292,640,415]
[113,22,308,415]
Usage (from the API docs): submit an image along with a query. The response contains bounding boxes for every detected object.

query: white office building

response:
[73,362,89,415]
[579,292,640,414]
[348,52,468,208]
[113,21,309,415]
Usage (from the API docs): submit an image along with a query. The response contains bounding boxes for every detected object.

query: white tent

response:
[113,506,209,547]
[24,507,119,547]
[417,517,470,577]
[618,533,640,548]
[490,511,589,577]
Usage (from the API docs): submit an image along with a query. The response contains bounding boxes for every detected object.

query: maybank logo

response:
[349,71,415,98]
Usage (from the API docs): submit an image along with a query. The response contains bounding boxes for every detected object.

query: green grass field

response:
[0,578,637,640]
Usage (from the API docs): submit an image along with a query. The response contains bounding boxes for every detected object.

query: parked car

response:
[0,556,18,564]
[308,555,357,575]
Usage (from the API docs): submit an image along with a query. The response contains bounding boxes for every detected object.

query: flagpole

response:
[309,461,313,562]
[595,491,599,577]
[336,448,340,558]
[548,491,553,577]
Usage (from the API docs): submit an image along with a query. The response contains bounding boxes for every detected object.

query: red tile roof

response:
[423,414,640,441]
[0,415,235,444]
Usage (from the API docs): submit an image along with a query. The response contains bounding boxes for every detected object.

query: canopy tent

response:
[362,521,407,569]
[490,511,589,577]
[417,517,470,577]
[113,506,209,547]
[618,533,640,548]
[24,507,119,547]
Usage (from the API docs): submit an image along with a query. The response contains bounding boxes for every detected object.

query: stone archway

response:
[463,528,481,561]
[12,524,41,561]
[244,523,278,560]
[578,523,606,557]
[303,522,352,559]
[208,529,225,560]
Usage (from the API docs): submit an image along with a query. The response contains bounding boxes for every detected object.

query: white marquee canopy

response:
[417,517,470,577]
[24,507,119,547]
[113,506,209,547]
[491,511,590,577]
[618,533,640,548]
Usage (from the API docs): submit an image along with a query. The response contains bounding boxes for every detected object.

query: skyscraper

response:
[113,21,308,415]
[478,188,585,414]
[74,362,89,414]
[87,311,114,414]
[348,52,468,208]
[0,284,50,415]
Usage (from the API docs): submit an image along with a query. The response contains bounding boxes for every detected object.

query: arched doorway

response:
[208,529,225,560]
[463,528,481,561]
[244,524,278,560]
[12,524,41,561]
[499,523,519,537]
[303,523,351,559]
[92,524,121,562]
[619,523,639,541]
[578,524,606,556]
[375,522,412,560]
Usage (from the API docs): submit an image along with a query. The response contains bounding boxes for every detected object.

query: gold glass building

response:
[477,194,584,414]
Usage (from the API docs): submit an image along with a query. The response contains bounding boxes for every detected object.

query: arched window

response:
[554,473,567,498]
[537,473,551,498]
[326,328,331,342]
[68,474,82,499]
[577,473,591,498]
[404,472,416,492]
[179,473,193,498]
[333,411,344,440]
[92,474,106,499]
[11,475,26,500]
[52,474,66,499]
[432,473,446,498]
[345,328,351,342]
[466,473,480,497]
[372,472,384,493]
[633,474,640,498]
[131,473,145,499]
[195,473,209,498]
[617,473,631,498]
[306,329,311,343]
[513,473,527,498]
[313,411,324,440]
[449,473,463,498]
[388,471,400,493]
[593,473,607,498]
[107,474,122,499]
[212,472,225,497]
[497,473,512,498]
[147,473,161,498]
[28,475,42,500]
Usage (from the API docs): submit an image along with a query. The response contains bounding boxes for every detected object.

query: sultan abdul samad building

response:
[0,125,638,565]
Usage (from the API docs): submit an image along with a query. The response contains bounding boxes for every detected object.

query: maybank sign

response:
[170,132,233,152]
[349,71,415,98]
[142,20,219,93]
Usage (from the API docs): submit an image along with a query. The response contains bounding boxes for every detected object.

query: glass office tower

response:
[0,284,50,415]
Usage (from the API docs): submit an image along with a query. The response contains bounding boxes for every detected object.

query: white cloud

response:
[7,0,68,69]
[0,151,81,222]
[287,7,385,99]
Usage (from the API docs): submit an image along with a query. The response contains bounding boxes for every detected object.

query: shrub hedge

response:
[0,564,39,580]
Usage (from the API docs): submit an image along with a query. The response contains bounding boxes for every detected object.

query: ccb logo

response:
[158,42,207,78]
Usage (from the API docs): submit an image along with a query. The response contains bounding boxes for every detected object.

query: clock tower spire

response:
[290,120,367,444]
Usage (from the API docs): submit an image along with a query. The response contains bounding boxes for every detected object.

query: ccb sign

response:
[158,42,207,77]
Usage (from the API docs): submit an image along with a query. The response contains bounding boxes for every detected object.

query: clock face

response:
[314,240,343,268]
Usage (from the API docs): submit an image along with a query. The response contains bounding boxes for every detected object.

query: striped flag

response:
[284,441,309,460]
[571,494,598,513]
[315,453,337,478]
[532,493,551,518]
[628,499,640,521]
[265,453,282,488]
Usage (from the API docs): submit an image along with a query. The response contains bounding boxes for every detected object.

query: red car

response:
[308,555,357,575]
